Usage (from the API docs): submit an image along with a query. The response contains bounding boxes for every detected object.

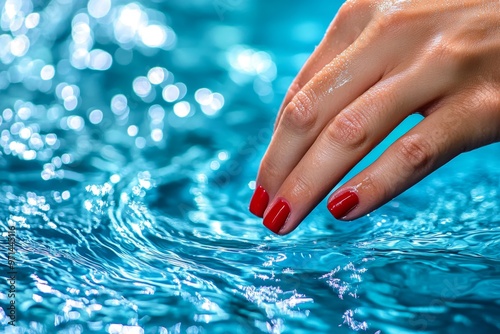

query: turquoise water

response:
[1,0,500,333]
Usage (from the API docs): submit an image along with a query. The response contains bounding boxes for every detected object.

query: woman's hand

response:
[249,0,500,234]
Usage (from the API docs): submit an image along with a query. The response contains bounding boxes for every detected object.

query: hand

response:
[249,0,500,235]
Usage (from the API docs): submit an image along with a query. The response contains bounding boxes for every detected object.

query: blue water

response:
[1,0,500,333]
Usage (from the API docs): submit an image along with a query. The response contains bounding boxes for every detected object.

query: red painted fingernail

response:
[328,190,359,219]
[263,198,290,234]
[249,185,269,218]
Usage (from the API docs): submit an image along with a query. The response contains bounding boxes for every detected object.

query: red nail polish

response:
[249,185,269,218]
[328,190,359,219]
[263,198,290,234]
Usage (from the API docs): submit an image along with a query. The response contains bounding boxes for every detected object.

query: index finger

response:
[274,0,373,130]
[249,25,392,218]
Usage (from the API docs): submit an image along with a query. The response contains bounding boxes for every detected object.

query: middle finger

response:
[263,58,452,234]
[254,27,395,215]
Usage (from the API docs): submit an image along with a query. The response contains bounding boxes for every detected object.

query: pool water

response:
[1,0,500,333]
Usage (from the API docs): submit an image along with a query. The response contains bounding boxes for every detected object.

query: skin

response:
[255,0,500,234]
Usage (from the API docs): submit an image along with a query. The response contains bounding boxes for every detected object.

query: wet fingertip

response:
[327,188,359,220]
[249,185,269,218]
[263,197,290,234]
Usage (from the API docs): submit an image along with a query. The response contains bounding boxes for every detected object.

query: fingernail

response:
[249,185,269,218]
[328,190,359,219]
[263,198,290,234]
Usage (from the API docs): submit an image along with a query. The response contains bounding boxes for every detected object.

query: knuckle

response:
[335,2,353,25]
[456,85,500,143]
[395,135,435,172]
[337,0,366,20]
[490,84,500,113]
[429,42,453,64]
[345,0,371,12]
[282,90,318,132]
[444,87,488,126]
[371,10,407,35]
[325,111,369,149]
[469,84,498,111]
[462,88,488,111]
[427,41,467,73]
[259,157,281,181]
[328,0,371,40]
[290,174,314,199]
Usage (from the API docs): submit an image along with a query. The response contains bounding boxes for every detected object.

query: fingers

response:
[274,0,374,130]
[250,24,402,219]
[327,87,500,221]
[250,3,372,218]
[262,60,450,234]
[250,0,500,235]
